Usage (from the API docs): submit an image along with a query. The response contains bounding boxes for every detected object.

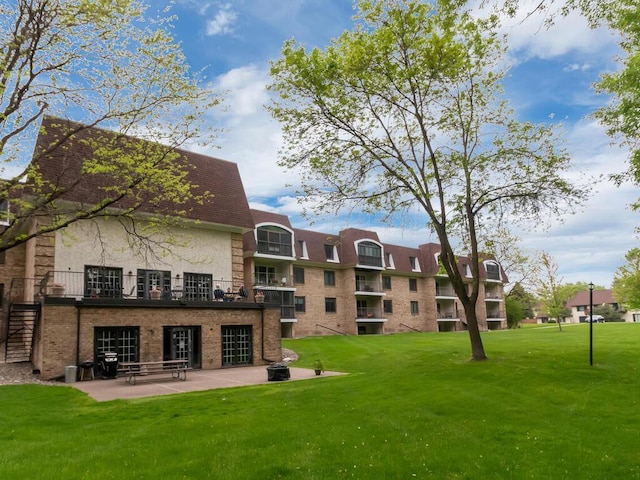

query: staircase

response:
[4,304,41,363]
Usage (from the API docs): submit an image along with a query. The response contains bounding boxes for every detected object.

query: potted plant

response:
[150,286,162,299]
[255,290,265,303]
[313,359,324,376]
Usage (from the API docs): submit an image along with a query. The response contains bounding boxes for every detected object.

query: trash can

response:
[65,365,78,383]
[99,352,119,379]
[266,362,290,381]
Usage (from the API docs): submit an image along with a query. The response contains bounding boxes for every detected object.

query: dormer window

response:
[410,256,421,272]
[324,244,339,262]
[485,262,500,281]
[256,225,292,257]
[465,264,472,277]
[357,241,382,267]
[298,240,308,259]
[385,252,395,269]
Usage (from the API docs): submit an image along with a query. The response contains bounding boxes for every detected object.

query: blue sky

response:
[162,0,637,288]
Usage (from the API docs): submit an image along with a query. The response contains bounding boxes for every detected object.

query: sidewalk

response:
[71,366,343,402]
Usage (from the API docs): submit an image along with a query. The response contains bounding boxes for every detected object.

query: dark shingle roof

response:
[32,116,253,230]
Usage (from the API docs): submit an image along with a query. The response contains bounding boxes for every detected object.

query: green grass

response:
[2,324,640,479]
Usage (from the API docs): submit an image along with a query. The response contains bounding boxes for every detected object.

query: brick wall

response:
[36,302,282,380]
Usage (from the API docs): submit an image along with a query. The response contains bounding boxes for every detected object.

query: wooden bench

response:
[119,360,189,385]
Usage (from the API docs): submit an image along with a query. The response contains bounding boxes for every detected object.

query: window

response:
[222,326,253,366]
[0,199,9,226]
[184,272,212,301]
[325,297,337,313]
[297,240,308,258]
[409,278,417,292]
[410,301,419,315]
[94,327,139,363]
[85,266,123,298]
[357,241,382,267]
[465,264,472,277]
[324,270,336,286]
[0,250,5,264]
[137,269,171,299]
[383,299,393,314]
[385,252,395,269]
[293,267,305,285]
[255,265,276,285]
[409,256,420,272]
[324,244,337,261]
[486,262,500,280]
[295,296,306,313]
[257,226,292,256]
[382,275,392,290]
[577,305,585,312]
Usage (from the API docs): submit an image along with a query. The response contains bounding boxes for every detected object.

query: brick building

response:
[1,117,506,380]
[1,117,282,380]
[243,210,507,338]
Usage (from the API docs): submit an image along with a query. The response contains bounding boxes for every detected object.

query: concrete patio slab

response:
[71,366,344,402]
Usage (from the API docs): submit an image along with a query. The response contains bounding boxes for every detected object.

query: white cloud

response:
[215,65,269,117]
[205,3,238,36]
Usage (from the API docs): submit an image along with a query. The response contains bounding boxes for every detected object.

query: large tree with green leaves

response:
[499,0,640,209]
[0,0,220,252]
[612,248,640,310]
[268,0,584,360]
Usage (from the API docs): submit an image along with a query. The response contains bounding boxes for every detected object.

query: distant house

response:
[565,289,640,323]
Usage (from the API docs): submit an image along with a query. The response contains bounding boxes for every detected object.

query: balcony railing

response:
[253,271,291,288]
[32,271,262,303]
[355,280,382,293]
[435,286,456,297]
[356,308,382,319]
[437,311,458,319]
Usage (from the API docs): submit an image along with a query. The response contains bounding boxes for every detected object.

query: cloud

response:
[205,3,238,36]
[563,63,592,72]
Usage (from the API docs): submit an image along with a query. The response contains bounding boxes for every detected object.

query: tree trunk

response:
[461,300,487,361]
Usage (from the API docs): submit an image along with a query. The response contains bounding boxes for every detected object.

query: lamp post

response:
[589,282,594,366]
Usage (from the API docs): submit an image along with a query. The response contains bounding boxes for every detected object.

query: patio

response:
[71,365,344,402]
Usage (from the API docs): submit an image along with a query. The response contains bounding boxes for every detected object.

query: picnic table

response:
[119,359,189,385]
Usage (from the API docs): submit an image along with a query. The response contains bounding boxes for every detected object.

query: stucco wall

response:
[54,218,235,284]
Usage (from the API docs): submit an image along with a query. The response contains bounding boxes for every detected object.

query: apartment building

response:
[243,210,507,338]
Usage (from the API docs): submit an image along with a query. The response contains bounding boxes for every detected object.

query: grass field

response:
[1,323,639,479]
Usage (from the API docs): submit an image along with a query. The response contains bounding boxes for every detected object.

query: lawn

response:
[1,323,639,479]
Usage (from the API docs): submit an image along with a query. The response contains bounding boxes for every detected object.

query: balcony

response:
[435,286,457,298]
[355,279,384,295]
[28,271,262,303]
[356,307,385,321]
[437,307,460,320]
[253,270,291,289]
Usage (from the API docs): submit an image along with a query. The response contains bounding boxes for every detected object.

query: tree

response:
[268,0,584,360]
[507,282,536,320]
[535,252,570,331]
[0,0,220,252]
[505,296,524,328]
[612,248,640,310]
[497,0,640,210]
[593,304,624,322]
